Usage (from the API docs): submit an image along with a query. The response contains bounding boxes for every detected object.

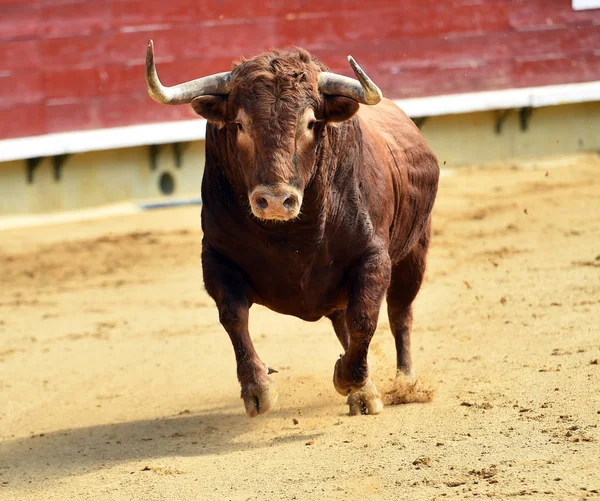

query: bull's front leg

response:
[333,246,391,415]
[202,245,277,417]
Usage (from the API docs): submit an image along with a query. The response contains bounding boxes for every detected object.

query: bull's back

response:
[357,98,439,262]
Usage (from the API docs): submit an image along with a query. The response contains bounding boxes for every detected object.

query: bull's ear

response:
[324,96,360,123]
[191,96,227,124]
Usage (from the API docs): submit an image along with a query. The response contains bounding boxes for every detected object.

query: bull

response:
[145,40,439,417]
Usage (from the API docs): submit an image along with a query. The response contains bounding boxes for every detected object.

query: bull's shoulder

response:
[357,98,438,182]
[356,98,439,260]
[357,99,432,154]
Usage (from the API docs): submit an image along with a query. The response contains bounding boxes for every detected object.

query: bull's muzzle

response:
[249,184,302,221]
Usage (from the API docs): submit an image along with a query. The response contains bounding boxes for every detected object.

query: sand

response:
[0,153,599,500]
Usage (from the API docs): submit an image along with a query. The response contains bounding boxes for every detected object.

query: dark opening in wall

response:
[159,171,175,195]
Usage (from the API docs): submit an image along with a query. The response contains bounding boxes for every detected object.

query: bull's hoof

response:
[333,356,368,396]
[396,367,416,381]
[347,379,383,416]
[241,380,278,418]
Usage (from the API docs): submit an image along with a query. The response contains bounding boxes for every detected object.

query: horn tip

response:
[348,55,361,72]
[146,40,155,63]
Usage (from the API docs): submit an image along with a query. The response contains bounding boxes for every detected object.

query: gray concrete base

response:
[421,101,599,166]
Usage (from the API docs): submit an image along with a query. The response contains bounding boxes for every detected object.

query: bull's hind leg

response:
[332,246,391,415]
[202,245,277,418]
[387,221,431,378]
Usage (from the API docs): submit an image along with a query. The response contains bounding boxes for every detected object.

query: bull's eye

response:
[307,120,316,130]
[236,122,243,132]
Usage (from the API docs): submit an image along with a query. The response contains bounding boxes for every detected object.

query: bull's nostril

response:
[256,196,268,210]
[283,196,297,210]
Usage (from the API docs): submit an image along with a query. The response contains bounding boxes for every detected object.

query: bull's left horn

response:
[145,40,232,105]
[318,56,382,105]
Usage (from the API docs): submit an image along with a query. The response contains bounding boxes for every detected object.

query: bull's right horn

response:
[145,40,232,105]
[318,56,382,105]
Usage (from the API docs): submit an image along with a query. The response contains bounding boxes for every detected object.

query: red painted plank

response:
[511,52,600,88]
[304,20,600,82]
[103,28,219,65]
[1,0,599,140]
[333,23,600,74]
[276,3,510,51]
[106,21,278,66]
[193,20,277,57]
[276,16,350,50]
[111,0,275,27]
[498,25,600,60]
[451,0,525,4]
[0,3,41,41]
[0,71,43,107]
[41,34,109,69]
[44,67,101,100]
[110,0,210,27]
[198,0,275,20]
[274,0,505,18]
[559,6,600,25]
[95,64,145,97]
[376,59,515,99]
[273,0,415,16]
[0,40,41,71]
[315,37,502,74]
[99,93,197,128]
[509,2,600,30]
[46,95,196,134]
[41,0,111,38]
[380,51,600,100]
[0,103,45,139]
[438,2,511,35]
[45,98,103,133]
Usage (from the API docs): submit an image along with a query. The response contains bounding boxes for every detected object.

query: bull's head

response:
[146,41,382,222]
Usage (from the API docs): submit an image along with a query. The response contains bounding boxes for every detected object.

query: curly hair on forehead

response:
[230,48,328,122]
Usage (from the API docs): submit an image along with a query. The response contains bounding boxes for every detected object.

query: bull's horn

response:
[145,40,232,105]
[318,56,382,105]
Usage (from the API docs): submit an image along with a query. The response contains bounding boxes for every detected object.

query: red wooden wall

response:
[1,0,599,140]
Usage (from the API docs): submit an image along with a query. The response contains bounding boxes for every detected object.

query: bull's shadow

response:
[0,404,323,488]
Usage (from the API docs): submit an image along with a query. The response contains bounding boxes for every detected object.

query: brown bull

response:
[146,41,439,417]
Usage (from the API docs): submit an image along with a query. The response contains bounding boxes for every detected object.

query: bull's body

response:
[146,44,439,416]
[202,99,438,323]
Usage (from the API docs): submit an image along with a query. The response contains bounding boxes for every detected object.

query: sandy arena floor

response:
[0,153,599,500]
